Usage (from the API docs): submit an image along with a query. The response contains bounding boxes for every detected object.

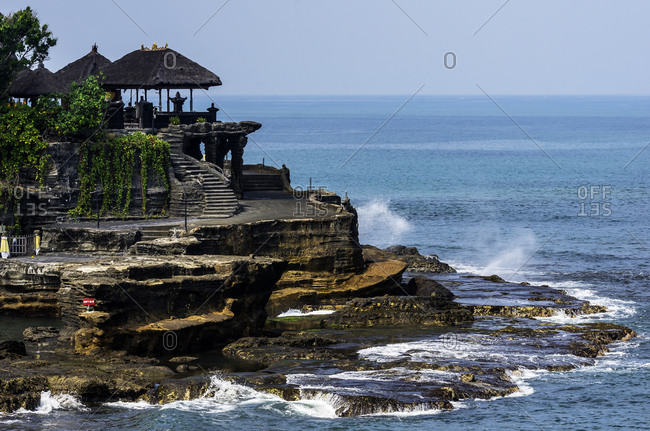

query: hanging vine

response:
[70,132,170,218]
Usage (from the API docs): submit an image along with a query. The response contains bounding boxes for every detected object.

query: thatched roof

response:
[101,47,222,90]
[8,62,67,98]
[55,44,112,88]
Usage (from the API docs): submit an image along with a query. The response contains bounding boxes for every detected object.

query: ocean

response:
[4,95,649,430]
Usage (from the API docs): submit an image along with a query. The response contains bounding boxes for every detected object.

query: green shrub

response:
[60,74,107,136]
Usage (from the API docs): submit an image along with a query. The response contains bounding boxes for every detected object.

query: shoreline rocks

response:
[363,245,457,274]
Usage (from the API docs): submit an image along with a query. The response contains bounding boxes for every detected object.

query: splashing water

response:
[357,200,412,247]
[480,229,538,277]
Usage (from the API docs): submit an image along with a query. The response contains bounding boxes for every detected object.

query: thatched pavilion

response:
[100,44,221,126]
[8,62,67,103]
[55,44,111,88]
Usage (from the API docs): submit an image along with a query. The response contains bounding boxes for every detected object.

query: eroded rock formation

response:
[58,255,286,355]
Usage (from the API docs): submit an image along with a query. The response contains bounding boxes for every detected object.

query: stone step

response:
[205,205,238,210]
[171,153,238,218]
[202,211,236,215]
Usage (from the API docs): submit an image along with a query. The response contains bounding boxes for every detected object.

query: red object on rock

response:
[82,298,95,306]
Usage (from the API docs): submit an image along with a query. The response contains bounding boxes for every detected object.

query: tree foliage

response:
[60,74,107,136]
[0,6,57,98]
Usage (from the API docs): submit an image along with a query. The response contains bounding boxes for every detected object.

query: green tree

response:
[61,74,107,136]
[0,6,57,98]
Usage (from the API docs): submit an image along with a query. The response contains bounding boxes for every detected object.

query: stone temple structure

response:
[5,44,286,223]
[63,45,284,219]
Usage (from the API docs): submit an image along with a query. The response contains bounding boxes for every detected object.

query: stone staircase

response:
[170,151,239,218]
[242,171,284,191]
[140,224,180,241]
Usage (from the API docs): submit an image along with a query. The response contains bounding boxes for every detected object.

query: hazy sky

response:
[5,0,650,95]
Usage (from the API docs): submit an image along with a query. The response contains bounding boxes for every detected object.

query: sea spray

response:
[357,200,412,247]
[16,392,89,415]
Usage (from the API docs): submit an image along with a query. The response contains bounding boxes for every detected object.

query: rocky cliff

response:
[0,260,62,316]
[58,255,286,355]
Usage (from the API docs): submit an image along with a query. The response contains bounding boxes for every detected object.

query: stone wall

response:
[131,212,365,275]
[5,140,170,230]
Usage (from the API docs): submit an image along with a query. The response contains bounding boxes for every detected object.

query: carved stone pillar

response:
[214,134,229,170]
[230,134,247,199]
[204,132,219,165]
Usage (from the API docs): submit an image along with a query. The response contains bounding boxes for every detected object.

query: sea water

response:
[4,96,649,430]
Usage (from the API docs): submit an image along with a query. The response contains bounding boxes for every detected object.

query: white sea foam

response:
[357,200,412,247]
[105,400,154,410]
[276,308,335,318]
[537,285,637,323]
[506,369,547,397]
[365,405,445,417]
[106,374,338,418]
[13,391,89,415]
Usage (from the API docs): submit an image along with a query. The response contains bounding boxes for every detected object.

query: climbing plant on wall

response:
[0,103,50,226]
[70,132,170,218]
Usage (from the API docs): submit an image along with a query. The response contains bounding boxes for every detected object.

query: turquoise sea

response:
[4,95,649,430]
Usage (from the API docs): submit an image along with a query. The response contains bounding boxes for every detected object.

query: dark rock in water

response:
[460,373,475,383]
[323,296,473,328]
[223,332,343,365]
[562,323,637,358]
[384,245,421,256]
[0,375,48,413]
[168,356,199,364]
[0,340,27,359]
[299,389,454,417]
[405,276,454,299]
[481,274,506,283]
[141,374,214,405]
[23,327,60,343]
[363,245,456,273]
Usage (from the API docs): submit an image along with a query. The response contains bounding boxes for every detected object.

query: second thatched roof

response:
[55,44,112,88]
[8,62,67,98]
[101,47,222,90]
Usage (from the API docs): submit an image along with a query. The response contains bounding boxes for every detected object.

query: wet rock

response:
[0,341,27,359]
[363,245,456,273]
[460,373,475,383]
[300,389,454,417]
[23,327,60,343]
[478,274,506,283]
[222,332,344,365]
[562,323,636,358]
[169,356,199,364]
[404,276,454,299]
[0,375,48,413]
[324,296,473,328]
[140,374,214,404]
